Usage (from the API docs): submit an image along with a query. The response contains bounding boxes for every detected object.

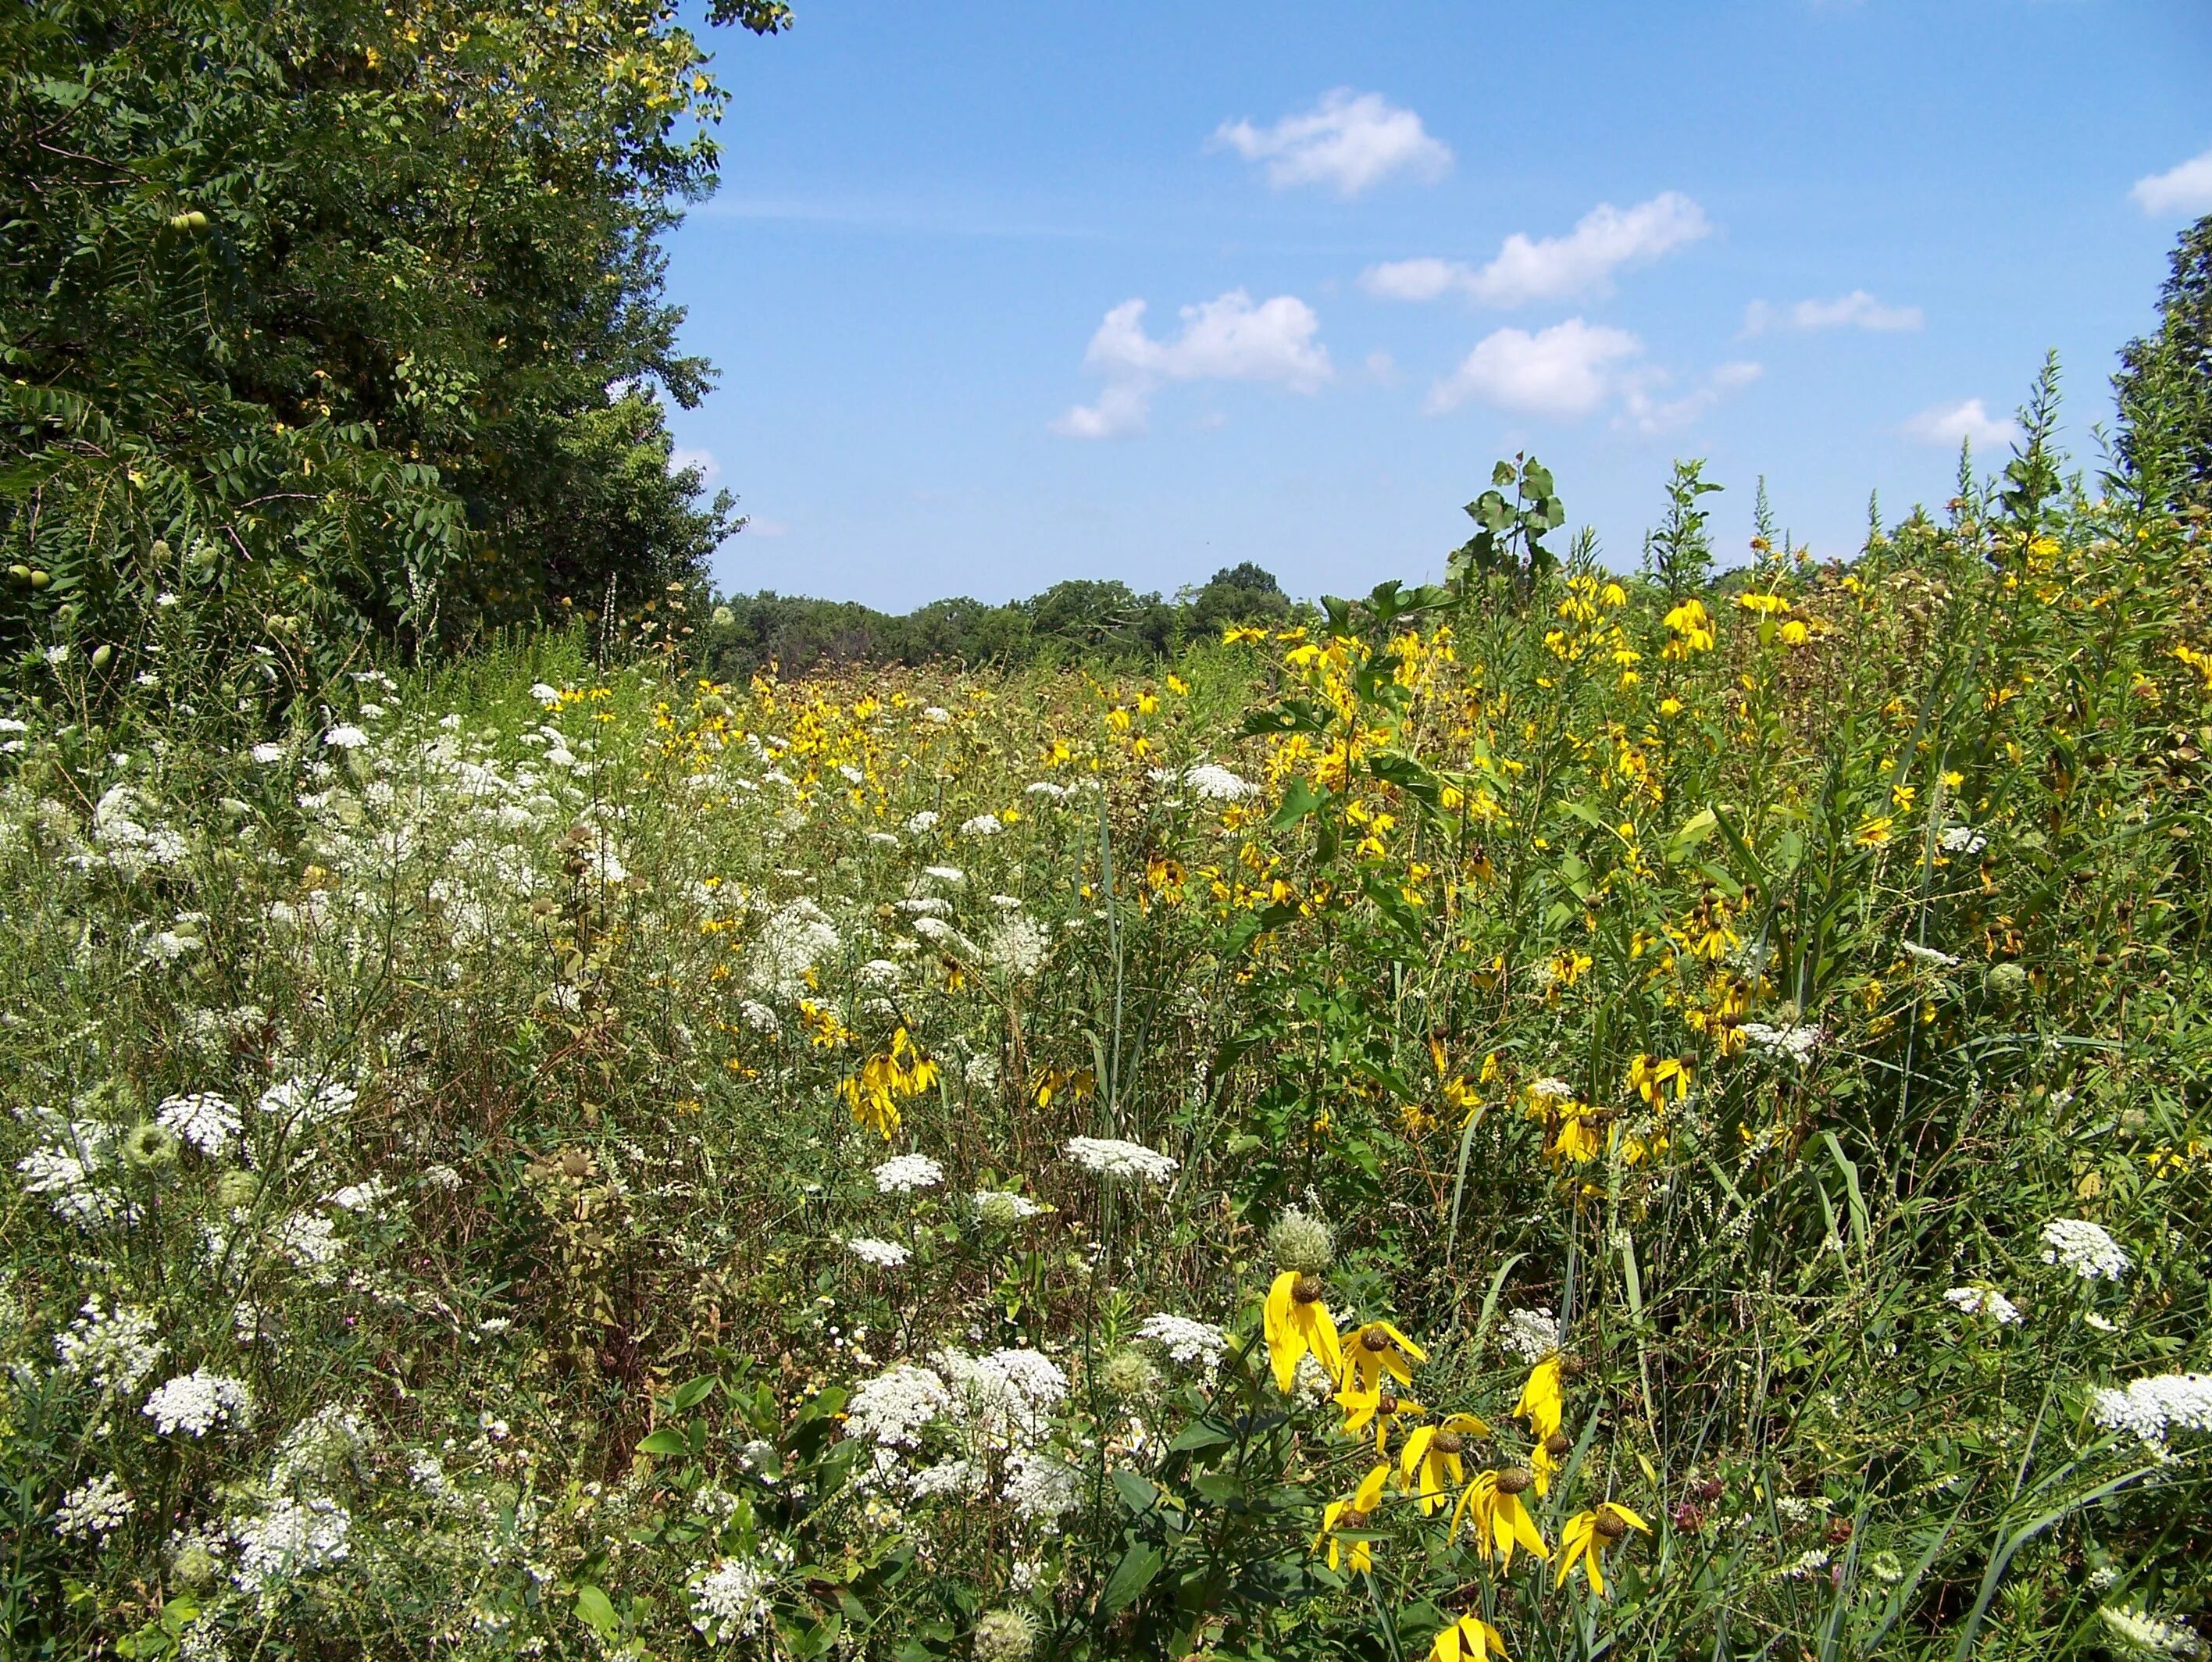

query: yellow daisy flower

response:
[1513,1357,1563,1443]
[1336,1384,1424,1455]
[1449,1468,1547,1569]
[1343,1321,1427,1395]
[1316,1462,1390,1573]
[1427,1613,1511,1662]
[1264,1271,1343,1394]
[1399,1412,1490,1515]
[1555,1501,1653,1596]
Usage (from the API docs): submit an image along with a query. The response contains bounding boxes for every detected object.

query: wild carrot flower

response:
[1555,1501,1652,1595]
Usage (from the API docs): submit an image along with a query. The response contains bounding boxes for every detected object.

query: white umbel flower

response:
[1939,825,1988,855]
[2089,1372,2212,1449]
[689,1548,789,1642]
[321,725,368,750]
[143,1369,254,1436]
[2040,1218,2130,1282]
[1943,1286,2023,1325]
[2097,1606,2206,1658]
[846,1237,912,1268]
[1136,1314,1228,1371]
[1183,761,1261,802]
[1065,1136,1178,1186]
[230,1496,351,1592]
[1739,1022,1821,1063]
[257,1077,357,1125]
[54,1472,132,1540]
[155,1093,241,1157]
[55,1298,165,1392]
[987,915,1051,979]
[960,813,1003,838]
[844,1364,952,1447]
[872,1154,944,1193]
[1500,1307,1564,1364]
[973,1189,1041,1224]
[1900,940,1960,968]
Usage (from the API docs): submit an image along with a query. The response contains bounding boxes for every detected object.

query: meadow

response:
[3,419,2210,1661]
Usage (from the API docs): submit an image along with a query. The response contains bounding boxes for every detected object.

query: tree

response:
[0,0,785,670]
[1643,459,1722,598]
[1185,562,1291,638]
[2114,214,2212,513]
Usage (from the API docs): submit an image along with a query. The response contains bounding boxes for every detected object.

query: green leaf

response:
[1101,1543,1164,1615]
[1112,1468,1160,1514]
[1270,776,1325,828]
[574,1585,617,1636]
[669,1375,719,1412]
[1168,1421,1233,1453]
[637,1428,688,1456]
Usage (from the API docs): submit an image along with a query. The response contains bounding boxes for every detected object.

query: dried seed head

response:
[1268,1208,1336,1275]
[1494,1467,1533,1495]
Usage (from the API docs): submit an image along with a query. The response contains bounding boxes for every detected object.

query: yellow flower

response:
[1853,815,1893,847]
[1555,1502,1652,1596]
[1399,1412,1490,1515]
[1513,1357,1563,1443]
[1342,1321,1426,1396]
[1265,1271,1344,1393]
[1336,1383,1425,1455]
[1428,1613,1511,1662]
[1449,1468,1548,1567]
[1530,1428,1572,1496]
[1316,1462,1390,1572]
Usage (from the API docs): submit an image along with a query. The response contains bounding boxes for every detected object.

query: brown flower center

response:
[1361,1328,1393,1352]
[1292,1274,1325,1305]
[1430,1431,1465,1456]
[1340,1507,1370,1529]
[1595,1506,1629,1539]
[1544,1432,1572,1459]
[1494,1467,1533,1495]
[1377,1393,1400,1414]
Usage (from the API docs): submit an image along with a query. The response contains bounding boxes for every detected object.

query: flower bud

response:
[1268,1207,1334,1275]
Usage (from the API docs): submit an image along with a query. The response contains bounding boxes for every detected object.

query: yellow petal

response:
[1375,1320,1428,1362]
[1604,1500,1653,1534]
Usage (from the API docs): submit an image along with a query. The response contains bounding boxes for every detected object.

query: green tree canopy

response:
[2114,213,2212,513]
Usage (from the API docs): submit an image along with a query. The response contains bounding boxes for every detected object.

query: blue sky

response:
[662,1,2212,610]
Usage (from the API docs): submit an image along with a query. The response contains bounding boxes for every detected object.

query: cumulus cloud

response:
[1905,398,2022,449]
[1620,360,1763,435]
[1052,291,1332,440]
[2132,148,2212,216]
[1213,90,1450,198]
[1362,192,1710,309]
[1741,291,1924,336]
[669,446,722,482]
[1426,319,1643,418]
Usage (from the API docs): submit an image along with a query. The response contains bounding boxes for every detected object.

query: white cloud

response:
[1053,291,1332,440]
[1905,398,2021,449]
[1426,319,1643,418]
[1364,348,1402,385]
[1620,360,1763,435]
[670,446,721,482]
[1741,291,1924,336]
[1363,192,1710,309]
[1213,90,1450,198]
[2132,148,2212,216]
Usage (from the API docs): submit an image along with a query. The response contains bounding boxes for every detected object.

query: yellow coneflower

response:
[1315,1462,1390,1572]
[1342,1321,1426,1396]
[1426,1613,1510,1662]
[1450,1468,1547,1568]
[1555,1501,1653,1595]
[1400,1412,1490,1515]
[1335,1383,1424,1455]
[1264,1271,1343,1394]
[1530,1428,1573,1496]
[1513,1357,1563,1444]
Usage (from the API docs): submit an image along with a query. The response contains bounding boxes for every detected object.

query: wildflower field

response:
[5,419,2212,1661]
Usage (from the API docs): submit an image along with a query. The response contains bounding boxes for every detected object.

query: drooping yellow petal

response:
[1265,1272,1299,1392]
[1603,1500,1653,1534]
[1512,1357,1563,1442]
[1353,1463,1390,1510]
[1300,1299,1343,1384]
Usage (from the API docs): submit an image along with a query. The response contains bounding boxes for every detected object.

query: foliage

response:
[2115,213,2212,515]
[0,0,772,669]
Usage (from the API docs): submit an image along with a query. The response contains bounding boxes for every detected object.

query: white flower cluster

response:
[972,1189,1040,1223]
[1739,1022,1821,1063]
[987,914,1051,979]
[88,784,189,877]
[2040,1218,2130,1282]
[258,1076,357,1125]
[1527,1076,1575,1100]
[1136,1313,1228,1372]
[1900,940,1961,969]
[55,1297,165,1392]
[847,1237,911,1268]
[230,1496,352,1594]
[873,1154,944,1193]
[14,1108,122,1228]
[1065,1136,1178,1186]
[155,1092,241,1157]
[1500,1307,1563,1364]
[1943,1286,2024,1326]
[143,1368,255,1437]
[960,814,1003,838]
[1183,762,1261,803]
[1939,825,1988,855]
[689,1546,790,1642]
[54,1472,132,1541]
[934,1346,1068,1449]
[843,1348,1079,1526]
[845,1364,954,1448]
[2099,1607,2206,1659]
[2090,1372,2212,1450]
[1004,1450,1081,1525]
[905,810,940,834]
[746,899,841,1000]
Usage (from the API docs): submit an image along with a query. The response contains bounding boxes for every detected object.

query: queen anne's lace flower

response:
[1739,1022,1821,1063]
[2097,1605,2206,1658]
[1004,1450,1079,1525]
[54,1472,132,1540]
[689,1548,790,1642]
[1065,1136,1178,1185]
[1137,1313,1228,1371]
[845,1364,951,1447]
[1500,1306,1563,1363]
[960,813,1002,838]
[2041,1218,2130,1282]
[321,725,368,750]
[1183,761,1261,802]
[257,1077,357,1125]
[1901,940,1961,968]
[973,1189,1040,1224]
[2090,1372,2212,1449]
[1944,1286,2023,1325]
[156,1093,241,1157]
[143,1369,254,1436]
[988,915,1050,979]
[1939,825,1989,855]
[56,1298,164,1391]
[230,1496,351,1592]
[847,1236,911,1268]
[873,1154,944,1193]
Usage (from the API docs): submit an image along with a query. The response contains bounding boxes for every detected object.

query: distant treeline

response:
[700,562,1296,676]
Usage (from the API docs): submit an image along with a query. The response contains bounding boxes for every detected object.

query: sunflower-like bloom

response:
[1427,1613,1511,1662]
[1265,1271,1343,1393]
[1450,1468,1548,1568]
[1316,1462,1390,1572]
[1399,1412,1490,1515]
[1530,1428,1572,1496]
[1555,1501,1652,1595]
[1343,1321,1426,1396]
[1513,1357,1563,1443]
[1336,1384,1424,1455]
